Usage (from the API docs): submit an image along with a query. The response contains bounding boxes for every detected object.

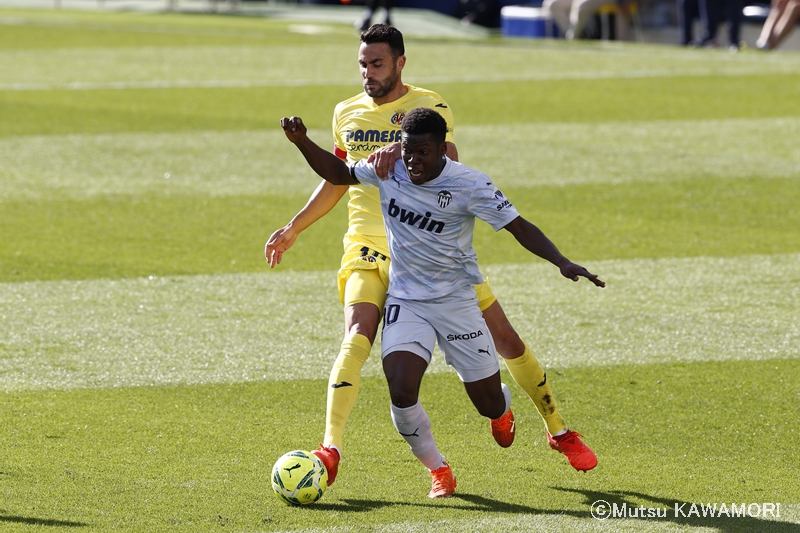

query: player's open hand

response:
[367,142,402,180]
[280,116,308,144]
[559,262,605,288]
[265,225,298,268]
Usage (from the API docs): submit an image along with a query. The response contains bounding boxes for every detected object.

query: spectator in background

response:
[696,0,743,49]
[457,0,500,26]
[355,0,395,31]
[756,0,800,49]
[544,0,631,40]
[678,0,701,44]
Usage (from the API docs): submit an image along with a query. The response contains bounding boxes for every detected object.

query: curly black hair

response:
[401,108,447,144]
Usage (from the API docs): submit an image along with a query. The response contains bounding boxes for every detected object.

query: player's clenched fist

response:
[280,116,308,143]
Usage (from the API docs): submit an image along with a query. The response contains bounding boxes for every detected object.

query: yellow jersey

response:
[332,84,456,238]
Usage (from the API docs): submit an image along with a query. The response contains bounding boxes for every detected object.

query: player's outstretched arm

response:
[265,180,347,268]
[504,216,605,287]
[281,116,356,186]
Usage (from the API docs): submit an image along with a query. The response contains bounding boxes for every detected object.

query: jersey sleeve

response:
[433,96,456,145]
[468,177,520,231]
[348,160,380,188]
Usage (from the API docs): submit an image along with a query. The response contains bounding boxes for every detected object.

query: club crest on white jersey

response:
[437,190,452,208]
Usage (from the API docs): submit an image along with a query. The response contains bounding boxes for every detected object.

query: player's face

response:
[358,42,404,102]
[401,132,447,185]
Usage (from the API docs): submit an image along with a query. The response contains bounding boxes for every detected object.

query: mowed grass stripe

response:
[2,175,798,282]
[427,118,800,187]
[1,254,797,391]
[4,14,800,87]
[0,44,357,88]
[1,9,798,533]
[0,85,351,137]
[4,73,800,137]
[2,360,798,531]
[0,128,330,200]
[6,67,800,92]
[0,8,358,49]
[3,118,800,201]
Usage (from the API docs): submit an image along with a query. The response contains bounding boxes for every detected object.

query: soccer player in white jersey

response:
[279,108,605,498]
[266,24,599,488]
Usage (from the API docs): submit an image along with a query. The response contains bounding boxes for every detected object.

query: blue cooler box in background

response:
[501,4,560,38]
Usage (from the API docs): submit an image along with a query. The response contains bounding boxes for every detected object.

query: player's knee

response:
[492,324,525,359]
[388,388,418,409]
[346,321,378,344]
[483,302,526,358]
[384,369,419,409]
[344,303,381,344]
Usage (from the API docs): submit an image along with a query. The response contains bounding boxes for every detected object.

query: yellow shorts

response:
[336,233,497,312]
[337,234,391,308]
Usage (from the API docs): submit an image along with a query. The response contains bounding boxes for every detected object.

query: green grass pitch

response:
[1,6,799,532]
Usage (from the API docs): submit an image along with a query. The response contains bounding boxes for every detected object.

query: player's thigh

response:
[429,295,500,383]
[381,297,437,364]
[381,297,436,404]
[343,268,387,342]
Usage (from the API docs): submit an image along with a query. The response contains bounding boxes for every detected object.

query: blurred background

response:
[9,0,800,50]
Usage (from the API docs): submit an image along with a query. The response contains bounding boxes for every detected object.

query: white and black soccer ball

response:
[271,450,328,506]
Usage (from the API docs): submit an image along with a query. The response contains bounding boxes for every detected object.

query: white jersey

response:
[350,157,520,301]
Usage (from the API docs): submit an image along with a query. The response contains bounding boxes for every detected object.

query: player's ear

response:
[396,54,406,71]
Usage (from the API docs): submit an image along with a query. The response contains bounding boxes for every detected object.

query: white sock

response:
[501,382,512,415]
[390,402,444,471]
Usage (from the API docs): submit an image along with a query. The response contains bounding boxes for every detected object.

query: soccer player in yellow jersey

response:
[266,24,596,486]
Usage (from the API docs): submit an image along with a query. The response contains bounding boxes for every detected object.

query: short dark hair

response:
[401,108,447,145]
[360,24,405,58]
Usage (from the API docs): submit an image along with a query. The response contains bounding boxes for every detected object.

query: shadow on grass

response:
[312,496,576,515]
[0,513,88,527]
[307,499,394,512]
[306,491,798,533]
[553,487,800,533]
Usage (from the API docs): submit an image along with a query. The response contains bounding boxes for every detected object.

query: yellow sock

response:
[503,345,566,435]
[323,333,372,451]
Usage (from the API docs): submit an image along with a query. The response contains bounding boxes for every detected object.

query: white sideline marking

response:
[0,78,351,91]
[1,254,797,391]
[0,66,795,92]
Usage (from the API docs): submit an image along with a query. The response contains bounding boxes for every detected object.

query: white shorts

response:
[380,290,500,383]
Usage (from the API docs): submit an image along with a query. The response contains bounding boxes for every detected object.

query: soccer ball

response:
[271,450,328,505]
